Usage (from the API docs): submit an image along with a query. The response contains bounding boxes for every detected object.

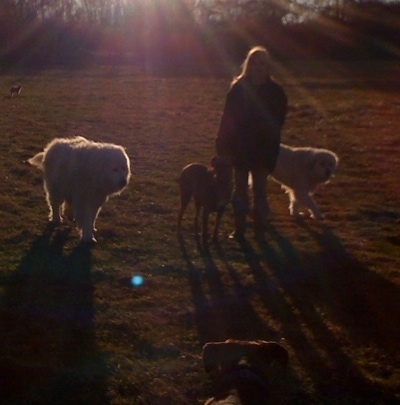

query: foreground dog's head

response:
[209,156,233,209]
[203,339,288,375]
[203,340,289,404]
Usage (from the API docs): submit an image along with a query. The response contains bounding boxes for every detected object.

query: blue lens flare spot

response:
[131,275,144,287]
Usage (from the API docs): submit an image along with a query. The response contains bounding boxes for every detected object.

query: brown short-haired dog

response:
[9,85,22,97]
[178,156,233,244]
[203,339,289,404]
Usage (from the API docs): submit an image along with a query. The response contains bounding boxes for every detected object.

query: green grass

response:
[0,62,399,404]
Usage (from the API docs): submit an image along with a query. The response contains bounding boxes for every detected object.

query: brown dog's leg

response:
[177,185,191,232]
[212,208,223,242]
[177,206,185,233]
[194,199,201,236]
[202,209,210,245]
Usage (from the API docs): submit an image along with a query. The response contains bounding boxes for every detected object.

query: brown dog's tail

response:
[27,152,45,169]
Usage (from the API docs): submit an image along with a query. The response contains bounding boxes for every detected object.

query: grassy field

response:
[0,60,399,404]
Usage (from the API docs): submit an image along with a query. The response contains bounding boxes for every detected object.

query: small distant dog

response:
[271,143,338,219]
[177,156,233,244]
[9,85,22,97]
[203,339,289,405]
[28,136,131,243]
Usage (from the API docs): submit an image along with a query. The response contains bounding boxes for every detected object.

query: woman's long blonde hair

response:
[231,46,271,86]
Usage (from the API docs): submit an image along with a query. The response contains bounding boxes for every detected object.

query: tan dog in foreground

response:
[178,157,233,244]
[203,339,289,404]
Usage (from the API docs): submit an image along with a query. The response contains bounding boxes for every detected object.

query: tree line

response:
[0,0,398,73]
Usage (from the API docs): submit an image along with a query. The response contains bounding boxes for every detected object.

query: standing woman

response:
[216,46,288,240]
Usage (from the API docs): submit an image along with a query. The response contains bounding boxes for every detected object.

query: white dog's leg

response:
[62,200,74,221]
[46,192,63,224]
[294,191,324,220]
[81,216,97,243]
[288,191,301,217]
[75,203,102,243]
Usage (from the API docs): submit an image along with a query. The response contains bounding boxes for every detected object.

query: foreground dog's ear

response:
[325,152,339,167]
[211,156,219,168]
[256,340,289,367]
[203,341,224,373]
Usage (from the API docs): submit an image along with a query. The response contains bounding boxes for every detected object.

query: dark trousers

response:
[232,166,270,233]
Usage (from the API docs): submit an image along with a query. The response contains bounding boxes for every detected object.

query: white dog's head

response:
[99,146,131,195]
[310,150,338,184]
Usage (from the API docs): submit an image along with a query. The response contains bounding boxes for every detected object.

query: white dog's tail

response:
[248,173,253,189]
[27,152,45,169]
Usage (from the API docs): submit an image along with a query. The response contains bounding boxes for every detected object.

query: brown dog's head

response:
[202,339,289,375]
[209,156,233,209]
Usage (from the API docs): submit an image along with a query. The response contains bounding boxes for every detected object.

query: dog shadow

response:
[179,233,277,345]
[0,225,110,403]
[178,233,220,344]
[251,222,400,401]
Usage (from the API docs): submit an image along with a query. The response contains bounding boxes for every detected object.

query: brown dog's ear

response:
[203,342,221,373]
[257,341,289,367]
[211,156,217,167]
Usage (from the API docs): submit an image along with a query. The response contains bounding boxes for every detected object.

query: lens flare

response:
[131,275,144,287]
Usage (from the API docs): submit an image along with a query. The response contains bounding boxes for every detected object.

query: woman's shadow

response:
[0,225,110,403]
[252,221,400,401]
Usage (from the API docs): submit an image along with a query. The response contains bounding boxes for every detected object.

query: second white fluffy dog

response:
[271,143,338,219]
[29,136,131,243]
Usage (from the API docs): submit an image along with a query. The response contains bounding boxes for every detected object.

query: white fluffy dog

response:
[271,144,338,219]
[28,136,131,243]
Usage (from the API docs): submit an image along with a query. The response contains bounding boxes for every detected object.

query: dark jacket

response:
[216,77,287,172]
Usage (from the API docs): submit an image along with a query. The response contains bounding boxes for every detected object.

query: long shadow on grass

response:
[302,221,400,357]
[179,234,276,345]
[252,222,398,402]
[0,225,110,403]
[179,233,227,344]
